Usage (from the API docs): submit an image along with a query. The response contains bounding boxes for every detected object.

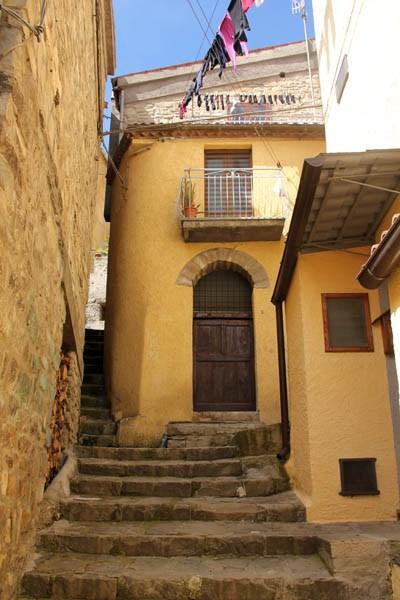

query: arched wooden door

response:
[193,269,256,412]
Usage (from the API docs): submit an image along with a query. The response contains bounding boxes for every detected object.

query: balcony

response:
[178,168,288,242]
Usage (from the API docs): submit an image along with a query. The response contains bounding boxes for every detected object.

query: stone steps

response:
[21,553,354,600]
[71,471,289,498]
[60,492,306,523]
[83,363,104,374]
[77,457,243,478]
[83,352,104,359]
[192,411,260,422]
[79,418,117,436]
[75,444,238,461]
[38,520,319,557]
[79,407,111,420]
[80,394,109,409]
[82,373,104,385]
[167,421,282,454]
[79,434,116,447]
[81,383,105,396]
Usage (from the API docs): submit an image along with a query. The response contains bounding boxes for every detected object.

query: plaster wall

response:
[286,250,399,521]
[105,136,324,446]
[311,0,400,152]
[91,152,110,253]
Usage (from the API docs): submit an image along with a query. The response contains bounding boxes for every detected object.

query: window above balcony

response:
[178,151,288,243]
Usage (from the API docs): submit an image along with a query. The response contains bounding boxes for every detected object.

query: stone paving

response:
[18,329,400,599]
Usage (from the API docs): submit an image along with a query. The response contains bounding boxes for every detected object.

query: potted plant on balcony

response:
[182,177,198,218]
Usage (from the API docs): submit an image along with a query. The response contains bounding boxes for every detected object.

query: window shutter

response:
[204,150,252,217]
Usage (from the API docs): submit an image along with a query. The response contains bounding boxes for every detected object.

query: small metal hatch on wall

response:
[339,458,380,496]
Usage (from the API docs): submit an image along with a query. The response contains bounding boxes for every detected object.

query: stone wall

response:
[86,254,109,330]
[128,72,321,126]
[0,0,114,597]
[116,41,323,128]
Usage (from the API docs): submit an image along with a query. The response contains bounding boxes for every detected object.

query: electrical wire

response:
[182,0,222,99]
[0,0,47,40]
[184,0,284,168]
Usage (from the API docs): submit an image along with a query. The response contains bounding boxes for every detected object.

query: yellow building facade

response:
[106,41,400,523]
[106,135,323,445]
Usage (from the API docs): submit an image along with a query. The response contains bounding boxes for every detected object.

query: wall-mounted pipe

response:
[275,302,290,461]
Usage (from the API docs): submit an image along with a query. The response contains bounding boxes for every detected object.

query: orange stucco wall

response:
[105,136,324,446]
[286,250,399,521]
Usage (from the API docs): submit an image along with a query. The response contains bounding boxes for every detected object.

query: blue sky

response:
[112,0,315,76]
[104,0,315,128]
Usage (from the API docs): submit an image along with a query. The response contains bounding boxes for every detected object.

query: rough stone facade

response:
[114,41,323,128]
[86,254,109,330]
[0,0,115,597]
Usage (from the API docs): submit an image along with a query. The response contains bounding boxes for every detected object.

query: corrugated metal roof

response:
[301,149,400,252]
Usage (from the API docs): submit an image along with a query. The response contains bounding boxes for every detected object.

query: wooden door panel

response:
[195,323,222,355]
[195,362,225,407]
[224,323,252,356]
[194,318,255,412]
[236,362,254,407]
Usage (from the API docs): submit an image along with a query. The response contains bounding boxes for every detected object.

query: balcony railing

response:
[178,168,289,221]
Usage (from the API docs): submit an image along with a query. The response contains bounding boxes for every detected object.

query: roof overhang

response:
[272,149,400,304]
[125,122,324,140]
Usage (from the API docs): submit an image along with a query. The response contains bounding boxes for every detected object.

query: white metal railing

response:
[178,168,289,220]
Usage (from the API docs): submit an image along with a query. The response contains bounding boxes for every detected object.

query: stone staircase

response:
[19,330,372,599]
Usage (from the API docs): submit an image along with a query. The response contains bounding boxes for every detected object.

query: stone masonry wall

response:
[0,0,114,597]
[86,253,109,330]
[128,72,322,126]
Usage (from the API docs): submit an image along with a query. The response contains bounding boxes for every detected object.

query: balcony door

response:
[193,269,256,412]
[205,150,253,217]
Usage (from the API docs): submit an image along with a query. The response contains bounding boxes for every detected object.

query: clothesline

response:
[180,0,264,118]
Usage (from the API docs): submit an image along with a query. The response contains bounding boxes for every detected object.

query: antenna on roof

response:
[291,0,305,15]
[291,1,316,119]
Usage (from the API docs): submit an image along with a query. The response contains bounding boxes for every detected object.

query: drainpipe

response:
[276,302,290,461]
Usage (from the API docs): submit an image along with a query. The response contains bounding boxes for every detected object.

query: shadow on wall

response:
[103,203,146,427]
[319,0,337,73]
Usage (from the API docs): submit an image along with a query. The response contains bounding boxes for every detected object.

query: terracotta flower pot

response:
[184,206,198,218]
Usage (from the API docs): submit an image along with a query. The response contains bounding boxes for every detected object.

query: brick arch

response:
[176,248,270,288]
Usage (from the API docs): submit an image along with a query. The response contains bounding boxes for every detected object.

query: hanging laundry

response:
[179,0,264,117]
[228,0,250,41]
[219,13,237,69]
[242,0,265,10]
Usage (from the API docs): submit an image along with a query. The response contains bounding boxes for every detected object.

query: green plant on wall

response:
[182,174,198,208]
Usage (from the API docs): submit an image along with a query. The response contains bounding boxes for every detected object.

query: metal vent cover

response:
[339,458,379,496]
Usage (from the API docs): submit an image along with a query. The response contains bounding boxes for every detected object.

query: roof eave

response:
[271,154,325,305]
[357,217,400,289]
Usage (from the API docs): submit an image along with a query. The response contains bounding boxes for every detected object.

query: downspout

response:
[276,302,290,460]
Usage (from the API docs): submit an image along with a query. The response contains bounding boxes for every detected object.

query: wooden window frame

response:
[376,310,394,355]
[321,293,374,353]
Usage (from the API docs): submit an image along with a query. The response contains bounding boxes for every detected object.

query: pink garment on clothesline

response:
[242,0,255,12]
[219,13,237,70]
[241,40,249,55]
